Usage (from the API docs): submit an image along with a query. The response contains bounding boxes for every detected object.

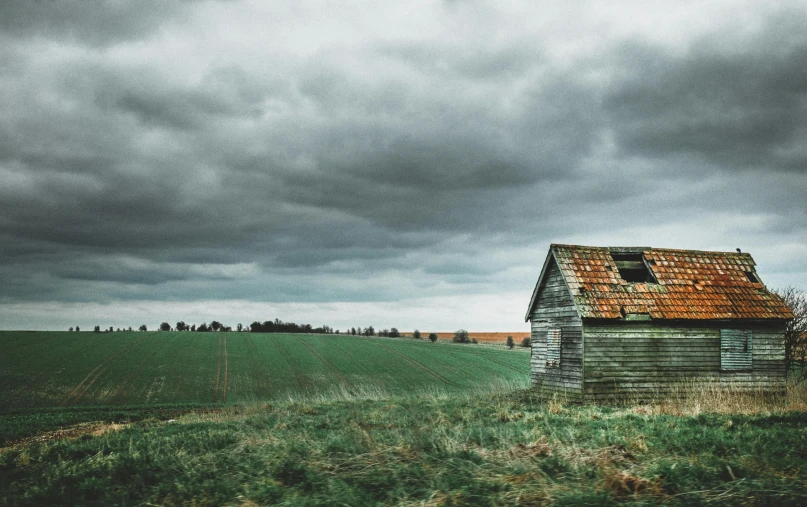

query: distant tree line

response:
[249,319,336,334]
[344,326,401,338]
[70,322,521,347]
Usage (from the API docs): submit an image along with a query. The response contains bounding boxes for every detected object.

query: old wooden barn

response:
[525,244,793,402]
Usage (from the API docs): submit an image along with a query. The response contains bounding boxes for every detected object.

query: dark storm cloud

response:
[0,1,805,328]
[99,66,270,131]
[603,15,807,171]
[0,0,197,45]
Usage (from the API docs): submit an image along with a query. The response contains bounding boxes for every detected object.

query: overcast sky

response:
[1,0,806,331]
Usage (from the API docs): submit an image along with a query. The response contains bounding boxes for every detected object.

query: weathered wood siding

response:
[583,321,786,402]
[720,329,753,370]
[529,256,583,400]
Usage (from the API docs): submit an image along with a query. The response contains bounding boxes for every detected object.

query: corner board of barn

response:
[525,244,793,402]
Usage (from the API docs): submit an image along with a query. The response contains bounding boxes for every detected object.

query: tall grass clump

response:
[617,378,807,416]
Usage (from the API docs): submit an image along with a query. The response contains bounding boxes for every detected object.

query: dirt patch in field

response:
[0,422,129,453]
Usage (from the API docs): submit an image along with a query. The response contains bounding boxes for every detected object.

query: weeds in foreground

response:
[2,383,807,505]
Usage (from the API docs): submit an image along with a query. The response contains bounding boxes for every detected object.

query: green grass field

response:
[2,390,807,505]
[0,331,529,410]
[3,331,807,505]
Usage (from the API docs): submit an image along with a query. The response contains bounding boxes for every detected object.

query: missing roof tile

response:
[745,271,759,283]
[611,252,658,284]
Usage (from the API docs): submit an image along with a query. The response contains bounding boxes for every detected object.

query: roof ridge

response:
[551,244,752,256]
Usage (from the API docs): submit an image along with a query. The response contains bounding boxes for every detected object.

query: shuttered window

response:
[546,328,561,368]
[720,329,752,370]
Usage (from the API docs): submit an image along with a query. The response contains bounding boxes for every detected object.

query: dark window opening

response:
[745,271,759,283]
[611,253,657,283]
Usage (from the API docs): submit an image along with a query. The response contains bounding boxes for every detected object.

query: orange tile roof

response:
[549,244,793,320]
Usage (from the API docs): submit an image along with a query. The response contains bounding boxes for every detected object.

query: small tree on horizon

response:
[428,333,438,343]
[139,324,147,332]
[453,329,470,344]
[520,337,531,348]
[160,322,171,331]
[413,329,421,339]
[506,335,515,349]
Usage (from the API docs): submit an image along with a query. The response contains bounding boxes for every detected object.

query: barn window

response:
[720,329,752,371]
[611,253,657,283]
[546,328,561,368]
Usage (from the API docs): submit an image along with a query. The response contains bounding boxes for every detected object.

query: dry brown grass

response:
[610,378,807,417]
[0,422,129,453]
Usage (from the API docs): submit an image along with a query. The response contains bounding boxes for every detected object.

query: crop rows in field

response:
[0,332,529,409]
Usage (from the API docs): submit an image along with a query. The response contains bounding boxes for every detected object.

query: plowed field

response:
[0,331,529,409]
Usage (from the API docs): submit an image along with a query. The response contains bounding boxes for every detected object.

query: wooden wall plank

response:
[582,322,786,401]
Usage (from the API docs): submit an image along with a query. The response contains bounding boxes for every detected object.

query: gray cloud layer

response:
[1,1,805,328]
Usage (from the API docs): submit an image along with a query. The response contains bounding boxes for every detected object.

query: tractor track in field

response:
[372,342,460,387]
[116,336,170,404]
[298,336,355,389]
[213,335,222,403]
[212,335,230,404]
[169,338,190,403]
[327,340,377,378]
[7,338,100,408]
[245,334,272,399]
[222,334,229,404]
[274,338,314,393]
[59,335,150,407]
[110,346,150,404]
[447,347,531,375]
